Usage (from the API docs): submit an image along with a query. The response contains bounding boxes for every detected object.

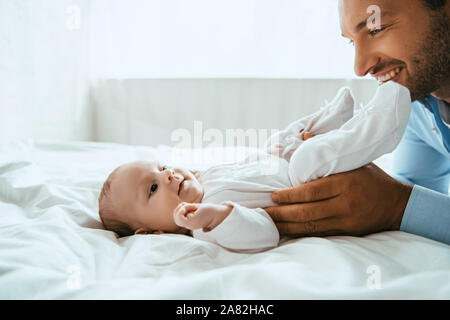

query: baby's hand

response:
[173,202,233,232]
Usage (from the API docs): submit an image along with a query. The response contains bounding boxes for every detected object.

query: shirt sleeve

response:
[390,108,450,245]
[192,201,280,252]
[400,185,450,245]
[390,116,450,194]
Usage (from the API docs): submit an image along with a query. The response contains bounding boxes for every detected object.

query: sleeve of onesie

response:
[192,201,280,252]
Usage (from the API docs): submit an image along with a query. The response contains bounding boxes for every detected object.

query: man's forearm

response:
[401,184,450,245]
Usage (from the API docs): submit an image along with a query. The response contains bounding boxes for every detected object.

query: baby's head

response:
[98,160,203,237]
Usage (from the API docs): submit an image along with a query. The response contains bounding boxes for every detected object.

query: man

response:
[264,0,450,245]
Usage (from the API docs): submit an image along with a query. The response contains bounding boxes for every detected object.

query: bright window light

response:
[89,0,358,78]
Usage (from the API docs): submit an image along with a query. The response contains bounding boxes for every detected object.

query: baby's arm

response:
[174,201,279,251]
[173,202,233,232]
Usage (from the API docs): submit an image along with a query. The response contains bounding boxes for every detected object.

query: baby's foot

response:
[302,131,313,141]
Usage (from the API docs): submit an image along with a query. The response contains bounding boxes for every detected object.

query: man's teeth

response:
[377,67,401,83]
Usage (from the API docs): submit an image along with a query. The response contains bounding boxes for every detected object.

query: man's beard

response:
[406,10,450,101]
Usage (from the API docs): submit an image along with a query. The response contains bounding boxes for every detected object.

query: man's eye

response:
[149,184,158,197]
[369,27,385,37]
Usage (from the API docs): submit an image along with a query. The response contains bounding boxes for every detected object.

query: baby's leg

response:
[288,82,411,186]
[266,87,354,162]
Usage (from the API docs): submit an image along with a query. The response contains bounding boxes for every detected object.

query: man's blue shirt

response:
[390,95,450,245]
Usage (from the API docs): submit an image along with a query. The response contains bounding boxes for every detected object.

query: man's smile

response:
[372,66,403,84]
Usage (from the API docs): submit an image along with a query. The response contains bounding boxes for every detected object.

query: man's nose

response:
[353,43,378,77]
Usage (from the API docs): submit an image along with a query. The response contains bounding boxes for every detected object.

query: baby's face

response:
[111,160,203,234]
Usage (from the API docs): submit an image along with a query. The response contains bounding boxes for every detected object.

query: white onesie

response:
[191,82,412,252]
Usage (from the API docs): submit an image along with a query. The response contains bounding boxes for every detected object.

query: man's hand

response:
[264,163,413,237]
[173,202,233,232]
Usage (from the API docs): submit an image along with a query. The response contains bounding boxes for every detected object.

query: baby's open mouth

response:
[178,180,184,195]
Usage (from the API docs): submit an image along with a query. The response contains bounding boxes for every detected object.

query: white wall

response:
[0,0,92,144]
[0,1,369,146]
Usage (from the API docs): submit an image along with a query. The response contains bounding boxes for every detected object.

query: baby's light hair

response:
[98,168,134,237]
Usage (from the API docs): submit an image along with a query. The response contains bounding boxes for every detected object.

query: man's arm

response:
[390,115,450,194]
[389,112,450,244]
[264,112,450,245]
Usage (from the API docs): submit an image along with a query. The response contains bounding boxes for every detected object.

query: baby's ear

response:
[134,228,165,235]
[135,228,149,235]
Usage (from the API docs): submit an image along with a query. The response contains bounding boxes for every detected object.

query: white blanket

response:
[0,139,449,299]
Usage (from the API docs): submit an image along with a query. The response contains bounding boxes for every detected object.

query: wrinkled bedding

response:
[0,139,449,299]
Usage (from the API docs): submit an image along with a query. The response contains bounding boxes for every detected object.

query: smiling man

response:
[265,0,450,244]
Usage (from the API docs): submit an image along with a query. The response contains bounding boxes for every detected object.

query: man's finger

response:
[264,200,334,223]
[275,218,342,236]
[272,175,340,204]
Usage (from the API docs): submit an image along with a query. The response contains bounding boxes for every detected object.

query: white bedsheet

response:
[0,139,449,299]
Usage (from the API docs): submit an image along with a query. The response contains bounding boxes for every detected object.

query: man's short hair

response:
[422,0,447,10]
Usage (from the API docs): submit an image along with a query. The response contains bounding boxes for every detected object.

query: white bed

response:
[0,138,449,299]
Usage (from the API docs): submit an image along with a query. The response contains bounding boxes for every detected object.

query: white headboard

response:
[91,79,379,147]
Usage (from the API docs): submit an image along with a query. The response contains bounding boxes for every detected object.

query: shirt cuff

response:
[400,184,450,245]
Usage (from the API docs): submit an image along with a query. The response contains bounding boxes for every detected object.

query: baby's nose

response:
[166,169,175,179]
[166,168,181,181]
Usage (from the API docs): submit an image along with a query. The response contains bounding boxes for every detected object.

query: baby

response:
[98,82,411,252]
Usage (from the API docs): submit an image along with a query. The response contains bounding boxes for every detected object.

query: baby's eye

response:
[162,166,168,171]
[149,184,158,197]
